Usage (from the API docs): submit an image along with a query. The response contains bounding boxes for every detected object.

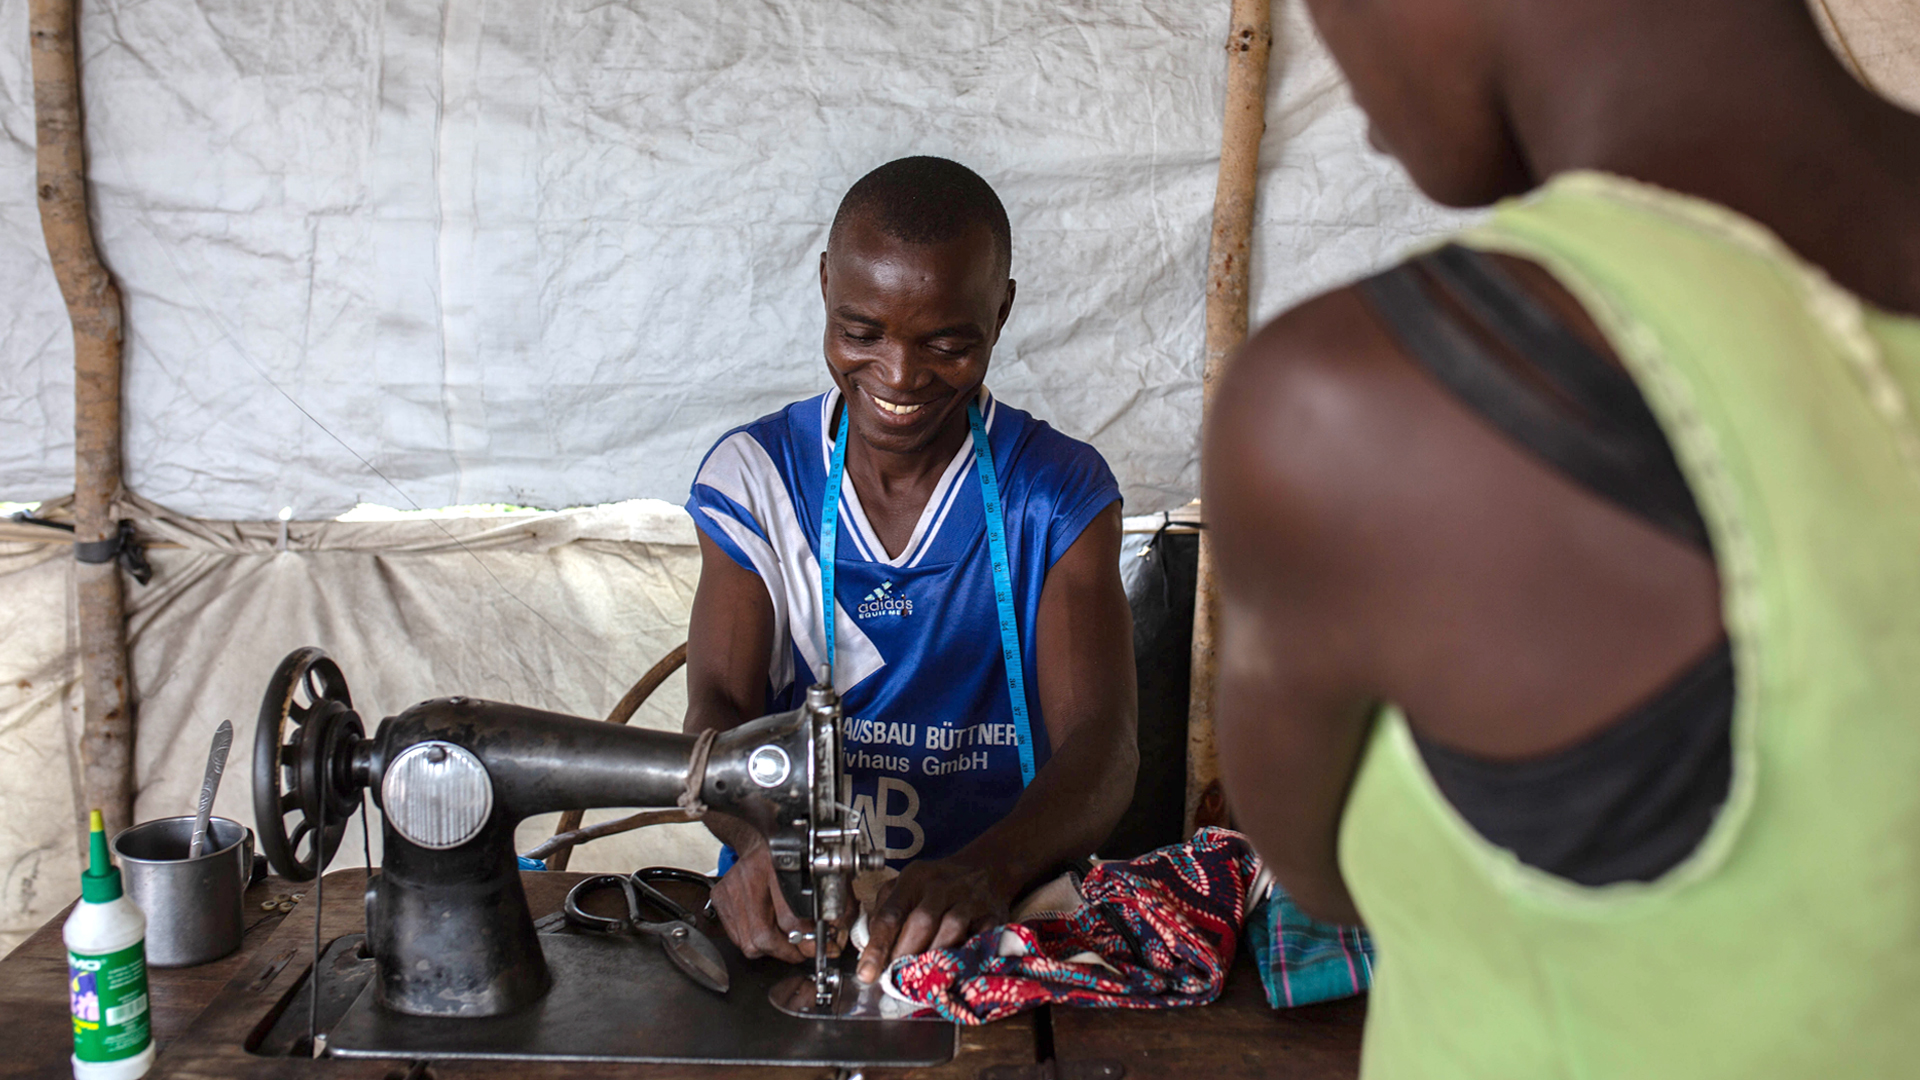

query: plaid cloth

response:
[886,827,1258,1024]
[1245,885,1374,1008]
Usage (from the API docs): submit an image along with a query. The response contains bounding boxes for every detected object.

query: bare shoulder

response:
[1213,284,1405,424]
[1204,255,1644,583]
[1204,282,1448,597]
[1205,263,1725,758]
[1206,252,1616,508]
[1053,499,1123,570]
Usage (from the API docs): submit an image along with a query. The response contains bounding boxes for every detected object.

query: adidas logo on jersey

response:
[856,580,914,620]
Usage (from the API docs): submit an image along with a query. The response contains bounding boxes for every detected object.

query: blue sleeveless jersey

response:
[687,388,1120,865]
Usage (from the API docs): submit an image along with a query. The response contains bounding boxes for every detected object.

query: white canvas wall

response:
[3,3,1911,516]
[0,0,1467,518]
[0,540,82,955]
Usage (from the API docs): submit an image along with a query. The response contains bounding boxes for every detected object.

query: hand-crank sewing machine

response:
[249,647,948,1066]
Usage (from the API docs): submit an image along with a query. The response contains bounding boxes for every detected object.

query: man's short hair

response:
[830,156,1012,277]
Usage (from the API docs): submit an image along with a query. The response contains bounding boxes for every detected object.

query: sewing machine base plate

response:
[326,931,957,1066]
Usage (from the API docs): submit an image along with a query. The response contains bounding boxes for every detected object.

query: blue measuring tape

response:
[963,399,1038,786]
[818,395,1037,787]
[820,405,849,688]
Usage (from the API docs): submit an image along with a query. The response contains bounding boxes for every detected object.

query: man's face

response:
[819,216,1015,458]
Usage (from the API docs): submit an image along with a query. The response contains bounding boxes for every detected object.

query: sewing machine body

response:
[364,697,822,1016]
[253,648,879,1022]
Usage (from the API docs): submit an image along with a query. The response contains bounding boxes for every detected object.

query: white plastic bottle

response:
[63,809,155,1080]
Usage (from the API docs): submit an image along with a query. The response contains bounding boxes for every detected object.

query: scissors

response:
[563,867,730,994]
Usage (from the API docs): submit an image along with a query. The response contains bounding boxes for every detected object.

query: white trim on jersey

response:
[844,438,972,566]
[696,431,886,692]
[904,449,974,569]
[909,392,998,569]
[818,387,1000,569]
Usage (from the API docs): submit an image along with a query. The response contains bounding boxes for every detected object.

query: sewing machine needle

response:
[813,916,834,1007]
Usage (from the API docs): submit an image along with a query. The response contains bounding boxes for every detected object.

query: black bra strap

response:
[1425,246,1660,436]
[1359,246,1711,552]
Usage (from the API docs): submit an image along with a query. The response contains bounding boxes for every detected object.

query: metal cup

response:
[112,815,254,967]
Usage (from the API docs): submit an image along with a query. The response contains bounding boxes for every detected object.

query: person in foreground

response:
[683,157,1137,984]
[1206,0,1920,1076]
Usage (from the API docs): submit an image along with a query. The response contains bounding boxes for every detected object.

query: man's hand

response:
[687,534,832,961]
[855,858,1007,983]
[848,503,1138,984]
[710,838,814,963]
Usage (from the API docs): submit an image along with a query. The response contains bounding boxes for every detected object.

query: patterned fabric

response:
[1246,886,1373,1008]
[887,827,1258,1024]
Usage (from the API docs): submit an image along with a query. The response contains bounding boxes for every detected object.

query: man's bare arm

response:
[684,530,776,742]
[1203,291,1401,925]
[683,530,811,962]
[857,501,1138,979]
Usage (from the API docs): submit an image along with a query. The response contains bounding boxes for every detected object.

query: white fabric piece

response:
[0,502,718,957]
[1815,0,1920,110]
[859,869,1115,1006]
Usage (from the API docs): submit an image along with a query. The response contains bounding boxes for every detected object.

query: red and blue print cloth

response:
[886,827,1372,1024]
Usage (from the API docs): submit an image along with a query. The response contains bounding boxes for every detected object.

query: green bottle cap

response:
[80,809,123,904]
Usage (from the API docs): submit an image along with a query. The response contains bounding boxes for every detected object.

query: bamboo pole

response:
[32,0,136,833]
[1186,0,1271,835]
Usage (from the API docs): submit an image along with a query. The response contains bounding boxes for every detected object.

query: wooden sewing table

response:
[0,871,1363,1079]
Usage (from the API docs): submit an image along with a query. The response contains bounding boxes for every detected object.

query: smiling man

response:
[682,157,1138,983]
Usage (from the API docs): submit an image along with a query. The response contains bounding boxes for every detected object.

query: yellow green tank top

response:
[1341,171,1920,1079]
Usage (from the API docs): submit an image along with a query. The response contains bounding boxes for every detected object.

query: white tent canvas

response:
[0,0,1469,520]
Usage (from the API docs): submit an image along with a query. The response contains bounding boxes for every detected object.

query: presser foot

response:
[768,968,897,1021]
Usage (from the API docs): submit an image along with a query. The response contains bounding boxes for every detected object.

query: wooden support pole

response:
[32,0,135,833]
[1186,0,1271,836]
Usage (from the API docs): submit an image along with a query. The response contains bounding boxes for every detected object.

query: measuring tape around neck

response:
[820,404,849,689]
[818,393,1037,787]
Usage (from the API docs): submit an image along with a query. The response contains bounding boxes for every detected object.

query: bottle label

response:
[69,942,152,1062]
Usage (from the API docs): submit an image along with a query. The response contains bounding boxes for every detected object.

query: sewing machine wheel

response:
[254,647,365,881]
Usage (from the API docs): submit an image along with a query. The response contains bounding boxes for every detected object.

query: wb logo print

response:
[856,580,914,620]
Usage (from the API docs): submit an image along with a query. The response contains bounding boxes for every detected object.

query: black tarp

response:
[1099,524,1199,859]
